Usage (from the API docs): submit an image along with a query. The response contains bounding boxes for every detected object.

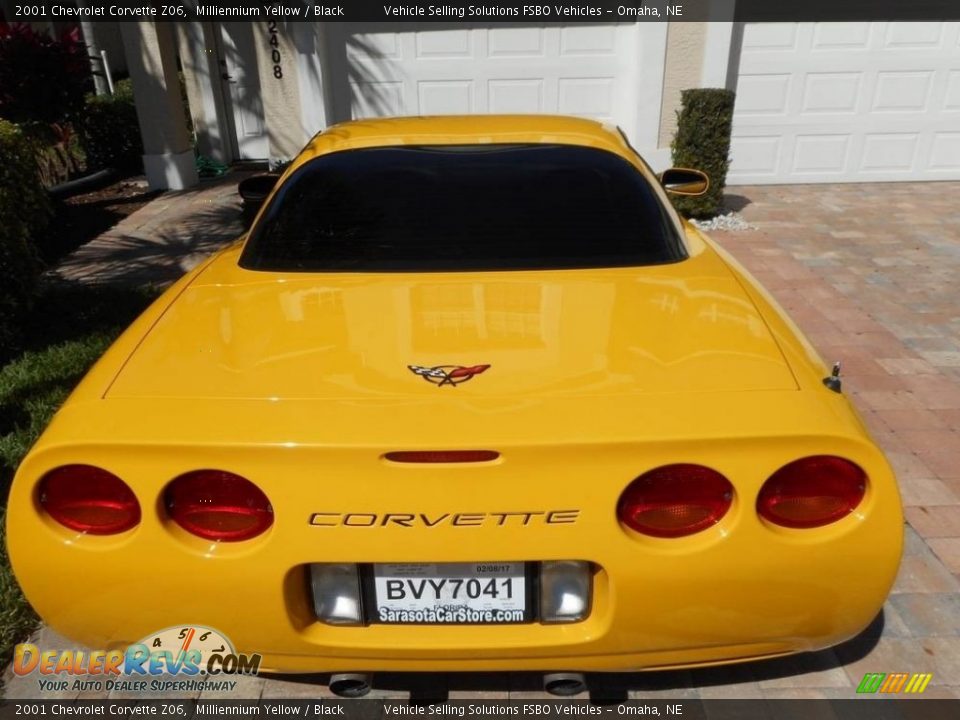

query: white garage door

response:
[729,22,960,184]
[322,23,665,153]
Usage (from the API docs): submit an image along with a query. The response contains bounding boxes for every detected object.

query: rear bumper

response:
[7,536,899,673]
[8,447,902,673]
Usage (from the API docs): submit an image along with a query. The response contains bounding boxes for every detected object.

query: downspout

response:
[77,1,109,95]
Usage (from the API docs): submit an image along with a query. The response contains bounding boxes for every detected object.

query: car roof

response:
[290,115,642,172]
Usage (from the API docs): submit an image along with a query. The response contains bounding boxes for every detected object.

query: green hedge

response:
[670,88,736,219]
[0,120,48,357]
[77,79,143,172]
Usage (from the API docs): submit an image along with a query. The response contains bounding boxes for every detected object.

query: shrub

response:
[0,24,92,185]
[0,120,49,357]
[77,78,143,172]
[670,88,736,219]
[0,23,91,126]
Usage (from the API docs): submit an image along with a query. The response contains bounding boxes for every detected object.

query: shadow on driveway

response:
[259,612,884,701]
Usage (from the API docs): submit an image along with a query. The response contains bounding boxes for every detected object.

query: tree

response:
[0,22,91,126]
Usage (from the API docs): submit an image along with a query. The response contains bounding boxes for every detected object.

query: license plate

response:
[370,562,529,624]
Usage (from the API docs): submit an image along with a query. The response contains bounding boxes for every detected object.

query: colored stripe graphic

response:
[856,673,885,693]
[857,672,933,694]
[879,672,908,693]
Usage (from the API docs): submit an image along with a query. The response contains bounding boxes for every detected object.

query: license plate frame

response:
[360,562,537,625]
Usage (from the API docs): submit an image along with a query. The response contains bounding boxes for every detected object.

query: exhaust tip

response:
[329,673,372,698]
[543,672,587,696]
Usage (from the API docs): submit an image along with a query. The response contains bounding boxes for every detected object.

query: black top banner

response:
[4,0,960,24]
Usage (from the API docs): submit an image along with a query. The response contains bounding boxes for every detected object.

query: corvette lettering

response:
[309,510,580,527]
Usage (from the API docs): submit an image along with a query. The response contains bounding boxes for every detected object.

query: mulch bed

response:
[38,177,161,265]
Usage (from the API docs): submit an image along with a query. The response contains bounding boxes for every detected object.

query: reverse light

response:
[618,464,733,538]
[757,456,866,529]
[540,561,591,623]
[39,465,141,535]
[165,470,273,541]
[310,564,363,625]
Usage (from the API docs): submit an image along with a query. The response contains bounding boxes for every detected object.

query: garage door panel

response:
[811,22,872,50]
[792,134,851,174]
[418,80,473,114]
[872,71,935,112]
[742,23,800,51]
[346,32,401,60]
[801,72,862,114]
[735,55,949,75]
[415,30,472,58]
[351,81,404,118]
[488,79,545,114]
[487,27,545,57]
[559,25,617,55]
[323,23,664,151]
[929,133,960,170]
[731,21,960,183]
[860,133,920,172]
[736,75,792,115]
[730,136,782,176]
[557,78,615,119]
[884,22,944,48]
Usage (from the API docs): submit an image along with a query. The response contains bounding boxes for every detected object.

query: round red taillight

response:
[617,464,734,538]
[757,456,866,529]
[165,470,273,541]
[39,465,141,535]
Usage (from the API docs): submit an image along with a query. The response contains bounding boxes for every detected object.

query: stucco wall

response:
[176,22,231,162]
[658,22,708,150]
[120,21,197,188]
[177,21,306,163]
[120,22,192,157]
[254,21,305,163]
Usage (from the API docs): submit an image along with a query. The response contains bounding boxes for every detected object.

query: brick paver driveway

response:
[4,180,959,700]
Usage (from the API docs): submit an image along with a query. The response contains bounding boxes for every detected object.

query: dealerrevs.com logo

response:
[13,625,261,693]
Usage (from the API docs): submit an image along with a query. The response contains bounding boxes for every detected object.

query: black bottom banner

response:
[1,700,959,720]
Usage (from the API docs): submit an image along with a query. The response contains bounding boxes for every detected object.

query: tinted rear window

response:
[240,144,686,272]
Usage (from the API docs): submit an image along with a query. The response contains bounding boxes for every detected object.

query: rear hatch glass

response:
[239,144,686,272]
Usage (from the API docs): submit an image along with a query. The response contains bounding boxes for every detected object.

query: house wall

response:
[120,21,197,189]
[176,21,232,162]
[165,19,722,182]
[252,21,306,162]
[658,22,708,150]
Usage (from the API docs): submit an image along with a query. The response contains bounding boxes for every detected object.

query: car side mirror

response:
[238,174,279,205]
[659,168,710,196]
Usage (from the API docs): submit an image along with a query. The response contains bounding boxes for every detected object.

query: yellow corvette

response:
[8,116,902,695]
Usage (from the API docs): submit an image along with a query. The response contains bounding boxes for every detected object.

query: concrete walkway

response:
[49,171,250,286]
[4,179,960,700]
